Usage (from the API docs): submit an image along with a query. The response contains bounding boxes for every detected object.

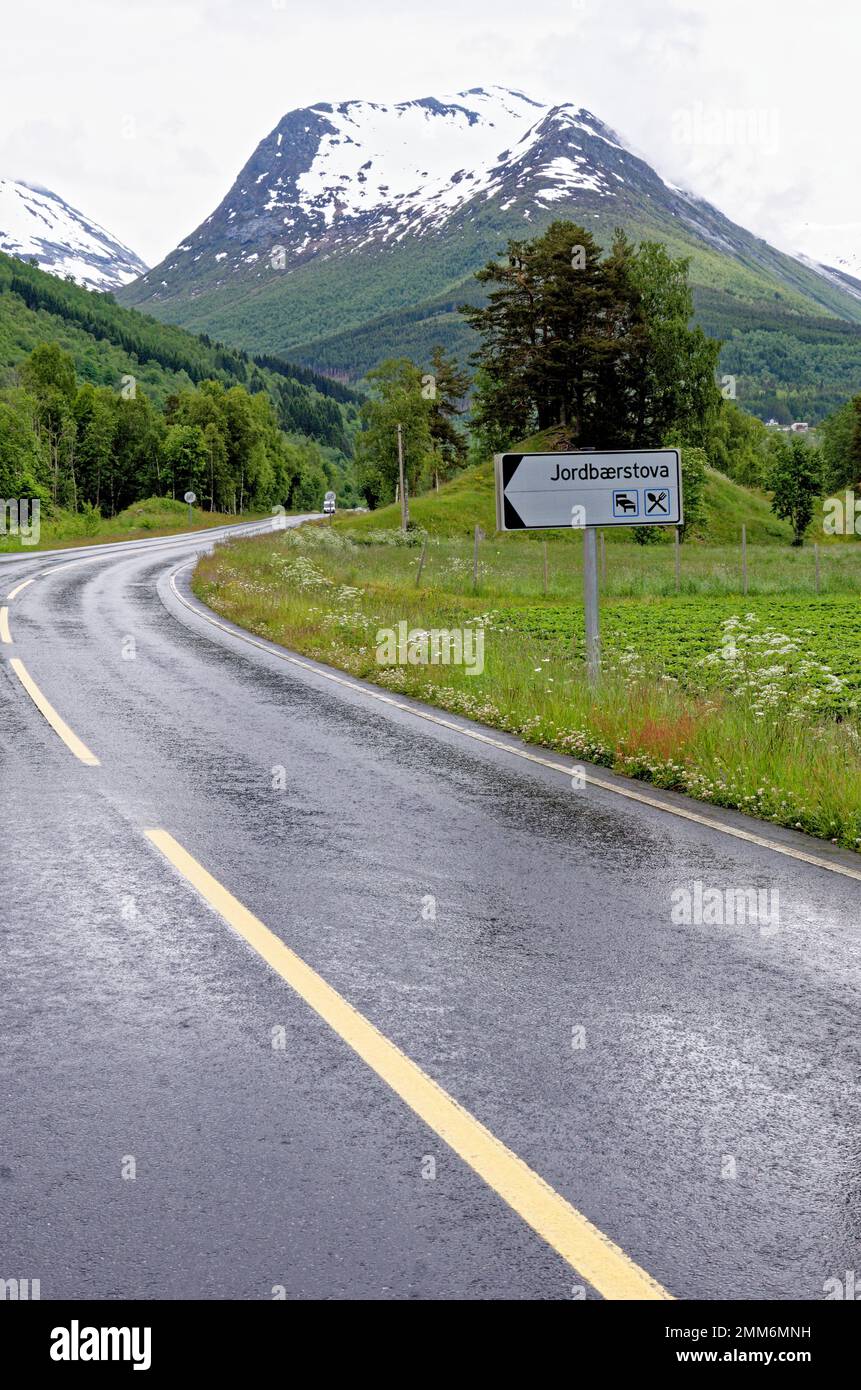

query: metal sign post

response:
[184,490,196,526]
[494,448,683,685]
[583,526,600,685]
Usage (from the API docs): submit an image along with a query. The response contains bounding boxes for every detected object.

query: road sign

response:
[324,490,336,502]
[494,449,682,530]
[184,491,196,505]
[495,448,684,687]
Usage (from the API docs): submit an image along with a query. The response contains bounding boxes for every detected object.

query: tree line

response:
[6,222,858,545]
[1,250,359,457]
[0,342,337,517]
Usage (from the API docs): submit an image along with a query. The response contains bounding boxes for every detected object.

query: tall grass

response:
[319,520,861,598]
[192,525,861,851]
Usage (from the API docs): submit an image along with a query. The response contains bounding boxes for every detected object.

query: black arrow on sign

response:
[501,455,525,528]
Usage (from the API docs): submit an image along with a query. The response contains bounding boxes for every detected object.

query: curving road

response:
[1,518,860,1301]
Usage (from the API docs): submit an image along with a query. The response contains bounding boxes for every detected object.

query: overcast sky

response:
[1,0,857,269]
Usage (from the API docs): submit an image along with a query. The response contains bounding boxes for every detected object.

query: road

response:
[1,517,859,1301]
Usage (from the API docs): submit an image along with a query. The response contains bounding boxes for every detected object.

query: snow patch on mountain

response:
[258,87,624,244]
[0,178,147,290]
[791,222,861,294]
[794,252,861,303]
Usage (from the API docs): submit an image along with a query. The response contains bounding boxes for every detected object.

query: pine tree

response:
[461,222,720,452]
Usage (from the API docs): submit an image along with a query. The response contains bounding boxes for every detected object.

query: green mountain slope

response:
[0,250,360,456]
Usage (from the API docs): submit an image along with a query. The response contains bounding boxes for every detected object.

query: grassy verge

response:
[0,496,270,554]
[192,523,861,852]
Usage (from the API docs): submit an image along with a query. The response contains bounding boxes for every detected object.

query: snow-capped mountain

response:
[791,223,861,301]
[0,178,147,291]
[121,86,861,375]
[129,86,723,282]
[252,88,630,245]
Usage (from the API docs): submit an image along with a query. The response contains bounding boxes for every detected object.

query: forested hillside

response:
[0,250,366,520]
[0,251,359,454]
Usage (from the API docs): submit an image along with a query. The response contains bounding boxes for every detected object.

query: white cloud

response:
[0,0,856,270]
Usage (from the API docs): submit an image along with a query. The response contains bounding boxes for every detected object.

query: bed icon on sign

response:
[612,490,639,517]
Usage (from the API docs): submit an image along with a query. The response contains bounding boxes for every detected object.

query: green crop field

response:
[491,597,861,712]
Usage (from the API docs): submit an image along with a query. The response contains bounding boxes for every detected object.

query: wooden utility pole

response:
[741,524,748,595]
[396,423,408,531]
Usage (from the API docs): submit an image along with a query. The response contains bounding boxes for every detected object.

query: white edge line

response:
[6,577,34,601]
[168,560,861,885]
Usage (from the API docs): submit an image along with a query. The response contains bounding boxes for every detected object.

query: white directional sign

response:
[495,449,682,530]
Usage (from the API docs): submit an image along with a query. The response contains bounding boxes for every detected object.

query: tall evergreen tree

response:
[461,221,721,452]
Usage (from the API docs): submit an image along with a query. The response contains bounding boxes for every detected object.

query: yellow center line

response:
[0,607,11,644]
[9,658,100,766]
[6,577,34,601]
[145,826,672,1301]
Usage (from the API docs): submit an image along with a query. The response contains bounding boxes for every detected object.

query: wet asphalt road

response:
[1,519,860,1302]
